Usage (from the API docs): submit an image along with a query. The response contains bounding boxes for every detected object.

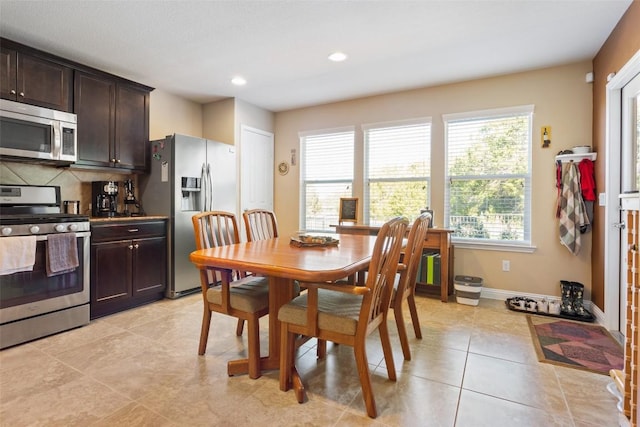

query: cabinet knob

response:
[134,243,139,249]
[111,158,116,163]
[19,92,24,97]
[10,89,16,95]
[128,244,134,250]
[116,159,121,163]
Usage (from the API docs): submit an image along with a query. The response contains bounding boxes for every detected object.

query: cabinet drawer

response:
[91,221,166,242]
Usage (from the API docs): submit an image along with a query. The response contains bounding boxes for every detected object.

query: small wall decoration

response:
[278,161,290,175]
[541,126,552,148]
[339,197,358,224]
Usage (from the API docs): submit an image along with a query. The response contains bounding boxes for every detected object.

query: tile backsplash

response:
[0,160,137,216]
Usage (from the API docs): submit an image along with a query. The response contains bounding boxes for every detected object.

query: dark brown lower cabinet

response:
[90,219,167,319]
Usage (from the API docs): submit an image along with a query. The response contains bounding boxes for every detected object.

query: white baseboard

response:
[479,286,606,325]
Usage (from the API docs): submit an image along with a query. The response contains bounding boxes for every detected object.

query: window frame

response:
[443,105,535,252]
[362,117,432,226]
[298,126,355,232]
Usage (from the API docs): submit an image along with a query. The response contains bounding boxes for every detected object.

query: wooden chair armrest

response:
[300,279,371,336]
[302,281,370,295]
[201,266,233,311]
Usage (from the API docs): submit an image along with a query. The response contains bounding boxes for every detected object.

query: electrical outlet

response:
[502,260,510,272]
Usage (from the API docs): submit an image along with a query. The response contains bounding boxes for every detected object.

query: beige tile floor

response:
[0,294,622,426]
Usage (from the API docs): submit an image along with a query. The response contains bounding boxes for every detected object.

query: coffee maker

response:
[123,179,144,216]
[92,181,119,217]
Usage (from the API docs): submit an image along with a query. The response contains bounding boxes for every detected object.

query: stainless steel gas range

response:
[0,184,90,349]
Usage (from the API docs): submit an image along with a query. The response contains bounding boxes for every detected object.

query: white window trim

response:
[443,104,535,249]
[298,125,355,139]
[361,116,432,131]
[442,104,535,123]
[453,238,537,253]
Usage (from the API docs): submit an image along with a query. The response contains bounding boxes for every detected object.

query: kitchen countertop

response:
[90,215,168,223]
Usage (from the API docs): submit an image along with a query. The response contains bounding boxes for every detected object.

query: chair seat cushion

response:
[207,276,269,313]
[278,288,363,336]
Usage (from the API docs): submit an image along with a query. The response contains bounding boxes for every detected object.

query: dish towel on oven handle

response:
[0,235,37,275]
[46,233,79,277]
[558,162,589,255]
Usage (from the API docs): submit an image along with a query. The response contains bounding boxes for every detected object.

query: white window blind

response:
[364,119,431,226]
[300,129,354,231]
[444,106,533,244]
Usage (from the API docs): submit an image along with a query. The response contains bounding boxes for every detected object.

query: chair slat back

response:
[397,212,432,299]
[192,211,243,282]
[193,211,240,250]
[362,216,409,325]
[243,209,279,241]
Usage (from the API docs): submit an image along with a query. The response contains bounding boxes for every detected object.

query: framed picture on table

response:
[339,198,358,224]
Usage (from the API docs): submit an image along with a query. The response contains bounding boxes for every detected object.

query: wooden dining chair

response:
[243,208,279,242]
[390,212,431,361]
[192,211,270,379]
[241,207,326,355]
[234,208,279,336]
[278,216,409,418]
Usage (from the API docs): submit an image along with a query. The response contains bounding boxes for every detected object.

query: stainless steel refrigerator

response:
[140,133,237,298]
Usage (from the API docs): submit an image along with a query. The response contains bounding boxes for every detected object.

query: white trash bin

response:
[454,275,483,306]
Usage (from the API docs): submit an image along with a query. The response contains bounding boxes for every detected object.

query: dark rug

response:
[527,315,624,375]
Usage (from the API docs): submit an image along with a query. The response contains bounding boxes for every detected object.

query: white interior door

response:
[239,125,274,237]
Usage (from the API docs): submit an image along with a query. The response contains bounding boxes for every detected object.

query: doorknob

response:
[613,222,626,229]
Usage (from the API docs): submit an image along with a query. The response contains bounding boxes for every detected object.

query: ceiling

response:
[0,0,633,112]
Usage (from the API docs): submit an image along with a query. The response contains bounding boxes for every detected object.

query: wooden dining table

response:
[189,233,378,377]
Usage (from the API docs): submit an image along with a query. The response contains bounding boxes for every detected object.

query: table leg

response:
[268,276,296,363]
[227,276,294,376]
[440,239,449,302]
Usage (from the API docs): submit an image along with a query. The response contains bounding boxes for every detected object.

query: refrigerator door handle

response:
[200,163,207,213]
[206,162,213,211]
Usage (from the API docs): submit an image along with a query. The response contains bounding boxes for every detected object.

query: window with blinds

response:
[363,119,431,226]
[300,128,355,231]
[443,105,533,245]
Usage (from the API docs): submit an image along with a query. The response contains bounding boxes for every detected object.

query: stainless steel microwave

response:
[0,99,77,164]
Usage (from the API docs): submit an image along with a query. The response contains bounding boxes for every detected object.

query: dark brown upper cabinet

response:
[0,45,73,112]
[74,71,150,172]
[74,71,115,168]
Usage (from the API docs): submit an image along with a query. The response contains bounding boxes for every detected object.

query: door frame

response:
[604,49,640,331]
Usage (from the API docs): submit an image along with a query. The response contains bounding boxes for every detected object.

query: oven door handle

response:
[32,231,91,241]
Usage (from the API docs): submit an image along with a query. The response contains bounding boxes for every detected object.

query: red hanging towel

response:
[578,159,596,201]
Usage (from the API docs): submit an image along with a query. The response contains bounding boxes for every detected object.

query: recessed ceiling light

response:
[231,76,247,86]
[328,52,347,62]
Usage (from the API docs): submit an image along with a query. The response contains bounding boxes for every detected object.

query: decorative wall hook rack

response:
[555,152,597,163]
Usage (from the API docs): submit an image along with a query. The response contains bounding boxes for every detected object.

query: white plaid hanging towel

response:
[558,162,589,255]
